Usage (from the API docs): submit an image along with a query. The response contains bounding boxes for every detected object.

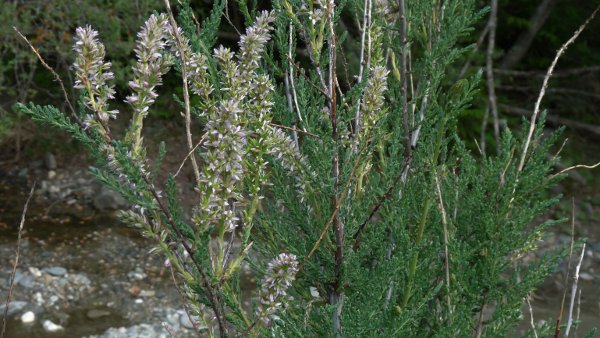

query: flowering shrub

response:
[18,1,571,337]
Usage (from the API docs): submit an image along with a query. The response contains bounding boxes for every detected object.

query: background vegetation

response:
[2,0,600,337]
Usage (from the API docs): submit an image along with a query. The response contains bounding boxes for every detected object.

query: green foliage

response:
[18,0,576,337]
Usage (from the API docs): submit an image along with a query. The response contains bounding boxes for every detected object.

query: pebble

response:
[18,275,35,289]
[44,266,67,276]
[42,319,64,332]
[87,309,111,320]
[28,267,42,278]
[179,313,195,329]
[139,290,155,297]
[70,273,91,285]
[44,152,57,170]
[33,292,44,306]
[0,301,27,316]
[579,272,594,281]
[127,269,147,281]
[21,311,35,323]
[48,170,56,179]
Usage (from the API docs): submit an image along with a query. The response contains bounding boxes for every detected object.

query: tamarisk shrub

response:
[18,0,570,336]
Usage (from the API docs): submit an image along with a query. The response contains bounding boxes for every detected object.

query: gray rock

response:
[44,152,57,170]
[127,268,147,281]
[17,275,35,289]
[93,186,128,210]
[11,270,24,285]
[42,319,64,332]
[0,301,28,317]
[70,273,91,285]
[31,160,43,169]
[179,312,199,329]
[87,309,111,320]
[43,266,67,276]
[18,168,29,177]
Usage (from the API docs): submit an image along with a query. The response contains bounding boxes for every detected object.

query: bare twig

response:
[474,302,486,338]
[526,295,539,338]
[499,0,559,70]
[497,85,600,101]
[398,0,411,161]
[480,104,490,157]
[174,134,207,178]
[164,0,201,186]
[552,161,600,178]
[564,243,586,337]
[287,23,305,131]
[518,5,600,173]
[168,254,204,336]
[354,82,431,245]
[458,24,490,78]
[434,171,452,318]
[485,0,500,153]
[13,28,82,127]
[304,141,369,262]
[575,288,582,338]
[554,198,576,338]
[2,182,35,338]
[353,0,372,145]
[494,66,600,79]
[327,5,343,335]
[270,123,318,137]
[500,104,600,137]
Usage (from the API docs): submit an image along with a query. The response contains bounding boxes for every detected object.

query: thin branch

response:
[142,173,226,337]
[174,134,207,178]
[164,0,201,186]
[2,182,35,338]
[499,0,559,70]
[500,104,600,137]
[326,2,344,334]
[288,23,305,131]
[270,123,318,137]
[497,85,600,101]
[353,0,371,145]
[554,198,576,338]
[13,28,82,127]
[458,23,490,79]
[564,243,586,338]
[399,0,411,160]
[354,82,431,245]
[474,302,486,338]
[552,161,600,178]
[518,5,600,173]
[434,171,452,318]
[480,104,490,157]
[494,66,600,78]
[303,142,369,263]
[485,0,500,153]
[526,295,539,338]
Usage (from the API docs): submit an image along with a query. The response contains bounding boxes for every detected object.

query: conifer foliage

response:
[18,0,569,336]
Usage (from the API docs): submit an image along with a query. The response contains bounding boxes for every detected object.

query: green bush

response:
[18,1,579,336]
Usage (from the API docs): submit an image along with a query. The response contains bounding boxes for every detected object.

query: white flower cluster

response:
[127,14,172,121]
[72,26,118,126]
[258,253,299,325]
[361,65,389,131]
[73,10,312,236]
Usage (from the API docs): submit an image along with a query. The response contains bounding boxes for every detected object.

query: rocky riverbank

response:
[0,169,202,337]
